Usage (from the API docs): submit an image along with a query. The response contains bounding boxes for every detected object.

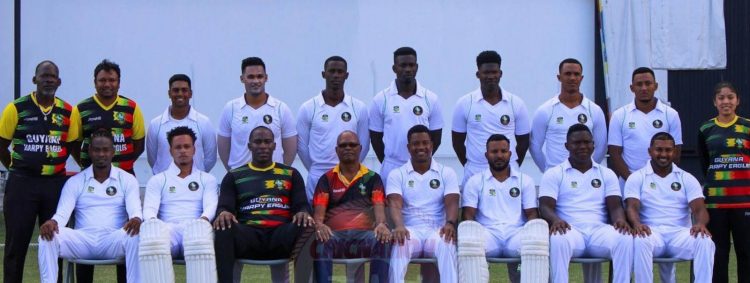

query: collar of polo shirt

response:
[160,105,198,124]
[405,158,440,174]
[385,80,427,98]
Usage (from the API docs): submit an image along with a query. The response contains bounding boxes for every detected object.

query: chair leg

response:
[64,261,74,283]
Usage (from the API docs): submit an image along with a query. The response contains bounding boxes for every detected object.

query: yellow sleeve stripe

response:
[0,103,18,140]
[132,105,145,140]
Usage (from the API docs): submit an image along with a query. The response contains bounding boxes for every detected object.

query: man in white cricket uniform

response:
[369,47,443,185]
[608,68,684,282]
[625,132,714,283]
[539,124,633,283]
[147,74,217,174]
[530,58,607,171]
[461,134,537,283]
[452,51,530,185]
[387,125,459,283]
[37,130,142,283]
[142,126,218,254]
[298,56,369,201]
[218,57,297,170]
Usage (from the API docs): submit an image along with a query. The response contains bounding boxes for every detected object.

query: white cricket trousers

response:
[549,223,633,283]
[633,226,715,283]
[38,226,140,283]
[390,226,457,283]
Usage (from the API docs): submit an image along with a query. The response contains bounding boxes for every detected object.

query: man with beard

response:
[452,51,531,186]
[140,126,219,282]
[37,129,142,283]
[626,132,714,283]
[458,134,539,283]
[213,126,311,283]
[218,57,297,170]
[539,124,633,283]
[147,74,217,174]
[311,131,389,283]
[0,60,78,282]
[369,47,444,185]
[297,56,369,202]
[387,125,459,283]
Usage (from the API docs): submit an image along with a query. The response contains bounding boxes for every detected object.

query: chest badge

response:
[393,106,400,113]
[509,187,520,197]
[321,114,329,122]
[628,122,636,129]
[87,186,95,193]
[341,112,352,122]
[106,186,117,196]
[188,181,199,191]
[408,180,414,188]
[653,119,663,129]
[571,181,578,188]
[591,179,602,188]
[649,182,656,189]
[577,114,588,124]
[241,116,249,124]
[51,113,64,126]
[112,111,126,125]
[500,115,510,125]
[671,182,681,191]
[429,179,440,189]
[556,117,564,124]
[169,186,176,193]
[413,106,423,116]
[275,179,285,190]
[263,115,273,124]
[359,183,366,195]
[489,188,496,196]
[475,114,482,121]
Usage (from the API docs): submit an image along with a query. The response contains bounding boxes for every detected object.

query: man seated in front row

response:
[312,130,390,283]
[213,126,312,283]
[139,126,219,283]
[539,124,633,283]
[458,134,541,283]
[37,129,142,283]
[388,125,459,283]
[626,132,715,283]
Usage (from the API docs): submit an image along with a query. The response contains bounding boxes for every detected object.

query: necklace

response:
[41,107,52,121]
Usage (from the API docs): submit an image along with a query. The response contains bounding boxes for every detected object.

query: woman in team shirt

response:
[697,81,750,283]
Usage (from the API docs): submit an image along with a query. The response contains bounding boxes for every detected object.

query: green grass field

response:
[0,216,735,282]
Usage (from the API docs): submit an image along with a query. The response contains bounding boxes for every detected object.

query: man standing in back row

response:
[369,47,443,185]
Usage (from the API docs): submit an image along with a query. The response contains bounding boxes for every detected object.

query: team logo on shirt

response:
[189,181,199,191]
[577,114,587,124]
[106,186,117,196]
[241,116,249,124]
[408,180,414,188]
[571,181,578,188]
[112,111,126,125]
[556,117,564,124]
[500,115,510,126]
[51,113,64,126]
[489,188,496,196]
[475,114,482,121]
[393,106,400,113]
[322,114,329,122]
[628,122,636,129]
[263,115,273,124]
[169,186,176,193]
[274,179,285,190]
[87,186,95,193]
[359,183,366,195]
[429,179,440,189]
[509,187,520,197]
[341,112,352,122]
[671,182,682,191]
[652,119,663,129]
[591,179,602,188]
[413,106,423,116]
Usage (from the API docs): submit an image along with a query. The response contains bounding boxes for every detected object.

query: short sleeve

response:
[451,96,468,133]
[668,108,684,145]
[218,102,233,137]
[131,105,146,140]
[368,94,385,132]
[66,106,80,142]
[0,103,18,140]
[461,174,481,208]
[513,96,531,135]
[607,108,625,147]
[603,168,621,197]
[427,94,444,130]
[385,168,403,196]
[683,172,704,202]
[279,103,297,138]
[442,167,460,196]
[521,174,538,209]
[623,170,644,200]
[538,168,560,200]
